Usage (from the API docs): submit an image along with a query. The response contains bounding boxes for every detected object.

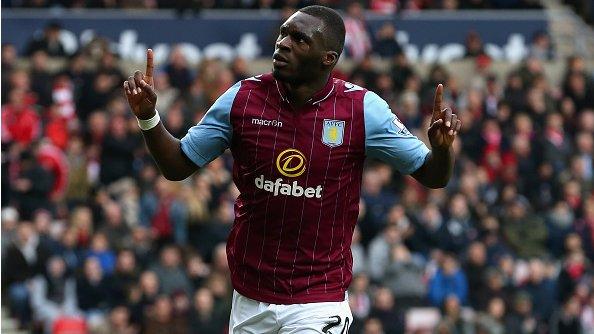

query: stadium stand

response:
[1,2,593,334]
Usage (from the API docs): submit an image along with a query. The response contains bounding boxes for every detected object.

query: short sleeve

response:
[180,81,241,167]
[364,91,430,175]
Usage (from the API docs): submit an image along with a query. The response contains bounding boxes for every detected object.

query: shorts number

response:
[322,315,350,334]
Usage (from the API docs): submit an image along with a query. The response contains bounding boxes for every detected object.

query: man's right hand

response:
[124,49,157,120]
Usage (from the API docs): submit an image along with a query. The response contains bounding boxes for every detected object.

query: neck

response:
[283,72,330,108]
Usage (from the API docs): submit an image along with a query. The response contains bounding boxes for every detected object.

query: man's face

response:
[273,12,328,84]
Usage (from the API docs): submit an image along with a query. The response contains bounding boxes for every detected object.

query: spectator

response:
[557,251,589,304]
[440,193,477,253]
[435,295,474,334]
[153,71,180,114]
[129,270,160,325]
[231,57,250,82]
[76,257,112,323]
[25,22,66,57]
[30,256,79,332]
[130,227,154,268]
[1,42,17,74]
[349,53,379,93]
[69,206,94,248]
[344,1,372,62]
[464,31,488,58]
[44,103,70,150]
[521,258,556,320]
[502,197,548,258]
[12,149,55,218]
[98,306,137,334]
[368,223,401,282]
[2,88,41,146]
[582,294,594,333]
[542,113,573,175]
[150,245,192,296]
[143,295,187,334]
[186,252,210,290]
[163,102,186,142]
[362,318,384,334]
[111,249,140,306]
[390,53,415,92]
[189,288,226,333]
[464,241,488,308]
[202,272,231,320]
[97,52,125,88]
[428,253,469,306]
[2,222,52,326]
[61,52,92,104]
[411,203,444,256]
[505,292,540,333]
[349,273,372,330]
[529,31,554,61]
[172,291,192,326]
[29,50,53,107]
[100,201,131,250]
[549,296,582,334]
[546,201,576,258]
[64,137,91,204]
[574,131,593,184]
[351,225,367,275]
[99,114,137,185]
[85,232,117,275]
[37,140,68,201]
[368,287,404,334]
[476,297,506,333]
[382,244,426,309]
[165,46,194,91]
[78,74,117,121]
[1,207,19,254]
[370,0,397,13]
[574,198,594,259]
[564,71,594,111]
[474,268,514,312]
[373,23,402,58]
[140,176,188,246]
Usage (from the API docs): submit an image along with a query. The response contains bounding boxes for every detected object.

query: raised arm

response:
[411,84,461,188]
[123,49,197,181]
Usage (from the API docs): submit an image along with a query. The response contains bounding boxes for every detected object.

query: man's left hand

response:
[427,84,461,150]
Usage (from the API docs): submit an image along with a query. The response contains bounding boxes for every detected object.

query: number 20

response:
[322,315,350,334]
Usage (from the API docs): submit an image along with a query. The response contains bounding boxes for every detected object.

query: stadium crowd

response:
[1,0,546,12]
[1,10,594,334]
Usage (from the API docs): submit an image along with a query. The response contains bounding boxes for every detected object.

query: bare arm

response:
[412,84,461,189]
[411,147,454,188]
[139,122,197,181]
[124,49,198,181]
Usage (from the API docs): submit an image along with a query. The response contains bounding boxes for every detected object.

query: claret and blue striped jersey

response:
[180,73,429,304]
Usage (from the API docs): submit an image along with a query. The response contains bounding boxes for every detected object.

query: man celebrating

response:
[124,5,461,333]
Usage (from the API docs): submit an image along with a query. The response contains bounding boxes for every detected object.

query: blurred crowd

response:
[2,0,546,13]
[1,12,594,334]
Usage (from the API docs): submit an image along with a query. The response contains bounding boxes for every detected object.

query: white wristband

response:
[137,110,160,131]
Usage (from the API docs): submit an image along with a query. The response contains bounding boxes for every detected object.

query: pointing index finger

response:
[432,84,443,122]
[145,49,154,86]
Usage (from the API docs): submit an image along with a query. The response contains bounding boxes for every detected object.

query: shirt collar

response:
[275,76,335,106]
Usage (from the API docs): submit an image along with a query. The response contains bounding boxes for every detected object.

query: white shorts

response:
[229,290,353,334]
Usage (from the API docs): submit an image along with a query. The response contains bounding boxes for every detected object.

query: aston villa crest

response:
[322,119,345,148]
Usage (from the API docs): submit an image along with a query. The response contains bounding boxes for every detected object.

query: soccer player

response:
[124,6,461,333]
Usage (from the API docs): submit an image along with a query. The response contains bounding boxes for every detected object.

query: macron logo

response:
[255,175,322,198]
[252,118,283,127]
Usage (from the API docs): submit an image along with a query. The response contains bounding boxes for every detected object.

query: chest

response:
[229,90,365,180]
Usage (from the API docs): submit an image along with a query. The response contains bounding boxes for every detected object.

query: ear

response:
[322,51,339,67]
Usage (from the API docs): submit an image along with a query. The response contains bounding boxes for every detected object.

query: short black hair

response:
[298,5,345,56]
